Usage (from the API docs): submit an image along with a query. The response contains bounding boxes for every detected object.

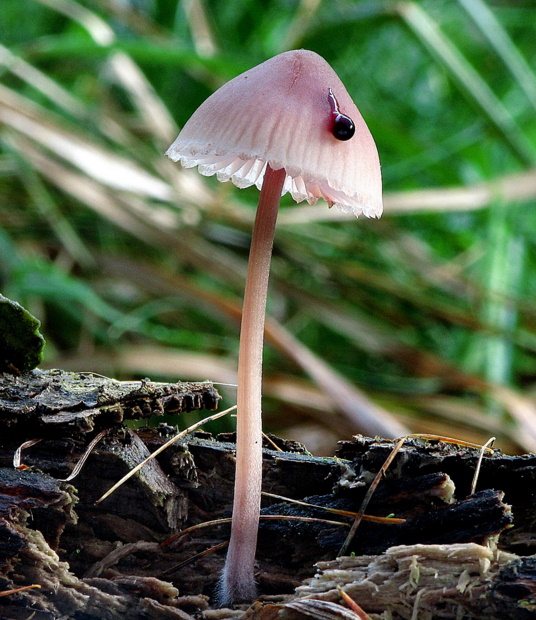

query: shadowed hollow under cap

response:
[166,49,382,218]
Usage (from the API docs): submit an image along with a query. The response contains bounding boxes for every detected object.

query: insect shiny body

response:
[328,88,355,141]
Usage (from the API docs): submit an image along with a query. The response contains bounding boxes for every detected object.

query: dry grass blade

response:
[13,439,42,469]
[55,252,530,453]
[264,320,409,440]
[59,429,109,482]
[14,431,107,480]
[4,134,170,242]
[54,346,367,443]
[30,0,211,202]
[108,52,178,145]
[35,0,114,44]
[0,43,84,116]
[262,492,405,524]
[0,83,211,217]
[295,275,533,449]
[338,436,406,557]
[66,347,238,386]
[0,50,140,149]
[34,0,177,143]
[95,406,235,505]
[490,386,536,453]
[470,436,496,495]
[0,94,173,200]
[405,395,520,447]
[182,0,218,58]
[282,0,323,50]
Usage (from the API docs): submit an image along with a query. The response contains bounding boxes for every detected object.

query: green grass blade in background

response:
[0,0,535,454]
[397,1,536,165]
[457,0,536,112]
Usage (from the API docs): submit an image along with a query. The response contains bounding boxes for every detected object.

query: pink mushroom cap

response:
[166,49,382,218]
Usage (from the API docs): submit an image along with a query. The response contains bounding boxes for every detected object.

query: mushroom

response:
[166,49,382,605]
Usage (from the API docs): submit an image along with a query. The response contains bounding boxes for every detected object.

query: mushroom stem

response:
[219,164,286,605]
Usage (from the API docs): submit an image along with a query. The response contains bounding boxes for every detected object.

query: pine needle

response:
[0,584,41,597]
[262,433,284,452]
[404,433,495,452]
[337,586,371,620]
[262,492,405,524]
[161,514,349,549]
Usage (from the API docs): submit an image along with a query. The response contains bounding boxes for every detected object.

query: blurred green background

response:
[1,0,535,454]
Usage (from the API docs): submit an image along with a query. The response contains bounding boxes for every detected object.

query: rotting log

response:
[0,368,220,440]
[0,370,535,619]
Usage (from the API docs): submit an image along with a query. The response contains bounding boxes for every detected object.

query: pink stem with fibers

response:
[219,165,287,605]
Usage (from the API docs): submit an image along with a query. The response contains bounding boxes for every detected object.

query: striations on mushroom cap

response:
[166,49,382,218]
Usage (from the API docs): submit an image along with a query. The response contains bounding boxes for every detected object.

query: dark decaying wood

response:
[0,369,535,619]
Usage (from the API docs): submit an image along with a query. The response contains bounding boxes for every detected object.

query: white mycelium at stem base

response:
[166,49,382,605]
